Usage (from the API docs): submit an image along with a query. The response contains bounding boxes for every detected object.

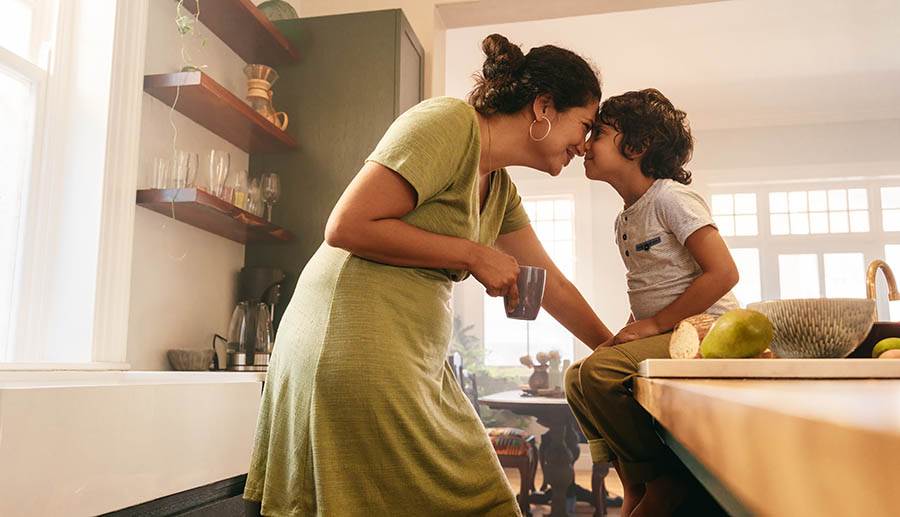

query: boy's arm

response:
[495,225,614,350]
[614,225,738,344]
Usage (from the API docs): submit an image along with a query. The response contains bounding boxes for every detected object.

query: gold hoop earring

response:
[529,117,552,141]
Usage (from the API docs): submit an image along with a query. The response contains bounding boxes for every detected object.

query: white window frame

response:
[2,0,148,369]
[710,175,900,319]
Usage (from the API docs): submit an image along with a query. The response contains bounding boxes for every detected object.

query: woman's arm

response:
[325,162,521,302]
[614,225,739,343]
[495,225,613,350]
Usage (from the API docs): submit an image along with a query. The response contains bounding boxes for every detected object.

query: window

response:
[881,187,900,231]
[711,193,758,236]
[729,248,761,305]
[713,181,893,316]
[778,254,821,299]
[483,196,576,366]
[0,0,57,360]
[769,188,869,236]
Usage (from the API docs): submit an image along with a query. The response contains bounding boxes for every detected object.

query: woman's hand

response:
[469,244,520,311]
[613,318,663,345]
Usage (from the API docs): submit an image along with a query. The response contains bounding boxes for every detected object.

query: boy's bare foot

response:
[620,482,646,517]
[630,474,687,517]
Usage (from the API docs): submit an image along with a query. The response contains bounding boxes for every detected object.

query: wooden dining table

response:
[479,390,612,517]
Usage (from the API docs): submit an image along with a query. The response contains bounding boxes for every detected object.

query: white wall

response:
[127,0,251,370]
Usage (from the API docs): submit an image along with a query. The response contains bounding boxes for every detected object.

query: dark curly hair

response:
[468,34,601,116]
[598,88,693,185]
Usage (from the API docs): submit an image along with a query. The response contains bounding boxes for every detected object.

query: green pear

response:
[700,309,773,358]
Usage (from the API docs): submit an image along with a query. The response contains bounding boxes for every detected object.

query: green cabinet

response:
[245,9,424,325]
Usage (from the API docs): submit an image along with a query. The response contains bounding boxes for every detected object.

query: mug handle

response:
[275,112,288,130]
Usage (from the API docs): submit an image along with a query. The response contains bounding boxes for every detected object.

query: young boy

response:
[565,89,739,517]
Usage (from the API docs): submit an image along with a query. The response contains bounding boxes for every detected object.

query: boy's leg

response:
[571,333,675,484]
[564,357,612,465]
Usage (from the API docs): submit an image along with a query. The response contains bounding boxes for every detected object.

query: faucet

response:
[866,259,900,301]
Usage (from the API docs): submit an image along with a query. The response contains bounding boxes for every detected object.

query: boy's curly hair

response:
[597,88,693,185]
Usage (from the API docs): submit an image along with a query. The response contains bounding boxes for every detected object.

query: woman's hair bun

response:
[481,34,525,82]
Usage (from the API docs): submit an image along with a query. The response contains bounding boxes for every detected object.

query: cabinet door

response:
[397,24,423,115]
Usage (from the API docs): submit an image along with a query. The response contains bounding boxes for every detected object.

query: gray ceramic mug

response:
[505,265,547,320]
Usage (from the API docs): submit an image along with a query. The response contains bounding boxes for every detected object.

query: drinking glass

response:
[150,157,171,189]
[262,172,281,222]
[247,177,262,216]
[232,169,249,209]
[207,150,231,198]
[173,150,198,189]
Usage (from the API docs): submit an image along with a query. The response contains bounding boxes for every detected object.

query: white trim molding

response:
[92,0,149,365]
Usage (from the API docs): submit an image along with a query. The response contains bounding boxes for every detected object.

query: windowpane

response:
[711,194,733,216]
[554,220,572,241]
[824,253,865,298]
[730,248,761,306]
[881,187,900,210]
[779,254,820,299]
[534,221,553,242]
[825,253,866,298]
[789,212,809,234]
[829,211,849,233]
[848,189,868,210]
[809,212,829,234]
[0,1,33,60]
[734,215,758,236]
[770,213,790,235]
[884,209,900,232]
[828,189,848,211]
[734,193,756,215]
[808,190,828,212]
[523,201,536,220]
[483,296,527,366]
[536,200,554,220]
[849,210,869,233]
[0,66,36,358]
[715,215,735,236]
[789,191,807,213]
[769,192,789,213]
[553,199,573,219]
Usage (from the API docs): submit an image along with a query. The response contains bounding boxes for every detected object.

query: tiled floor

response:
[504,466,625,516]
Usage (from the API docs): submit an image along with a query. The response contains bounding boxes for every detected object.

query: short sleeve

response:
[499,175,531,235]
[657,183,717,244]
[366,98,477,207]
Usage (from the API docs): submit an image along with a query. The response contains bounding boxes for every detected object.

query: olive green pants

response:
[564,333,675,484]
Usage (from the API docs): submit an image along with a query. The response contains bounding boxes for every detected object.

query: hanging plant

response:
[175,0,207,72]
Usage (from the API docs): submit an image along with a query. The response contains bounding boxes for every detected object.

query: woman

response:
[244,34,613,516]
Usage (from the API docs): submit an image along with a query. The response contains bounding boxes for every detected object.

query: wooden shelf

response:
[178,0,300,65]
[144,71,297,153]
[136,188,293,244]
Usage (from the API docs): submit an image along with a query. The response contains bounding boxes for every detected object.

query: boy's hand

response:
[613,318,664,344]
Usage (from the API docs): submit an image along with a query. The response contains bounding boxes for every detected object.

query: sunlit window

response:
[769,189,868,236]
[483,196,575,366]
[711,193,757,237]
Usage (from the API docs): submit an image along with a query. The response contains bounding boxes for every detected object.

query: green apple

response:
[872,337,900,358]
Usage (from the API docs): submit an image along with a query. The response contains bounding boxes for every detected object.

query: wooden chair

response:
[451,361,538,517]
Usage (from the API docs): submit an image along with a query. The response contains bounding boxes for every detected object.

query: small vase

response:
[528,365,550,391]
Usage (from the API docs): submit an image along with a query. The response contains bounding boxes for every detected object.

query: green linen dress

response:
[244,97,531,516]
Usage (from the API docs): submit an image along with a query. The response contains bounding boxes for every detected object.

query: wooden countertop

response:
[633,377,900,517]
